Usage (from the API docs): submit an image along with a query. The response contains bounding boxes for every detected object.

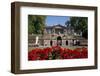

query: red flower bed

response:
[28,46,88,61]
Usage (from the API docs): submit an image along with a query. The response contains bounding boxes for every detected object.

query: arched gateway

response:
[57,36,62,46]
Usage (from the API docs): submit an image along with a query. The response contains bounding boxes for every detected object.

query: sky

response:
[45,16,70,26]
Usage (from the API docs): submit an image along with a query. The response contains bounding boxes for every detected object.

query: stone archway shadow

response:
[57,36,62,46]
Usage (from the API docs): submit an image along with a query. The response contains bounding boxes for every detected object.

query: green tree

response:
[65,20,70,27]
[28,15,46,34]
[65,17,88,38]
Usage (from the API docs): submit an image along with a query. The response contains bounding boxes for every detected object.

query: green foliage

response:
[28,15,46,34]
[65,17,88,38]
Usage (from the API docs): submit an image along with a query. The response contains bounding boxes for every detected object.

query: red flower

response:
[43,47,52,54]
[28,46,88,60]
[72,50,81,58]
[37,50,48,60]
[28,49,38,60]
[80,47,88,58]
[62,53,73,59]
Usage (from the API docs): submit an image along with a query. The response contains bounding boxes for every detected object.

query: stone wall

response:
[28,35,88,47]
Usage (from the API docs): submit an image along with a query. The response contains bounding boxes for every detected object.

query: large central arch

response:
[57,36,62,46]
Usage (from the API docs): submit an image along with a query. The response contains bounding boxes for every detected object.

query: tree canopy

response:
[65,17,88,38]
[28,15,46,34]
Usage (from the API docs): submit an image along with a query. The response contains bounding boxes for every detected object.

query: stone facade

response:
[28,24,86,47]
